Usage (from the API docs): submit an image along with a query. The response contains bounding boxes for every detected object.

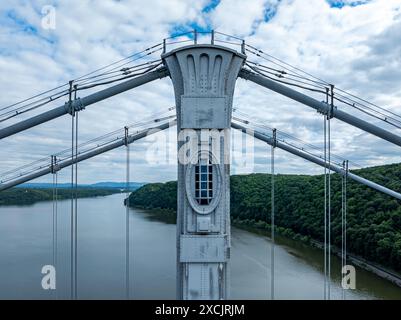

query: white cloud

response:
[0,0,400,184]
[210,0,266,36]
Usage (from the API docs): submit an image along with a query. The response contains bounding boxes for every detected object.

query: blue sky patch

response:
[264,0,281,22]
[5,10,38,34]
[202,0,220,13]
[247,1,280,36]
[169,22,213,39]
[327,0,370,9]
[1,9,57,56]
[168,0,217,39]
[168,0,281,39]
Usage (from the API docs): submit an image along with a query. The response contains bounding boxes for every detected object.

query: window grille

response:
[195,160,213,205]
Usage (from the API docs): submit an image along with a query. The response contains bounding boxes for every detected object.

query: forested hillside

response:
[0,188,119,206]
[129,163,401,272]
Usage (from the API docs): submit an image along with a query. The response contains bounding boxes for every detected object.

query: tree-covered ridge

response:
[0,188,120,206]
[129,181,178,211]
[129,163,401,272]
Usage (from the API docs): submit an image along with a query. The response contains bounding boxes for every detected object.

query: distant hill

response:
[17,182,146,190]
[89,182,146,190]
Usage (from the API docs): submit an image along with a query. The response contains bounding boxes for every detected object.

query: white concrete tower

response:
[163,44,245,300]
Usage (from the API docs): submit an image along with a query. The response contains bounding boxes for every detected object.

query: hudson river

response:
[0,193,400,299]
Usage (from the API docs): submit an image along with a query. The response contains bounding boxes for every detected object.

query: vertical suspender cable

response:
[344,160,349,286]
[327,84,334,300]
[74,85,78,300]
[343,160,348,299]
[323,88,328,300]
[55,158,58,299]
[51,155,57,299]
[125,126,130,299]
[341,161,345,300]
[271,128,276,300]
[328,115,331,300]
[68,80,75,300]
[51,155,55,269]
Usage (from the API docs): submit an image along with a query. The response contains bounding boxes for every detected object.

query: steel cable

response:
[0,43,163,122]
[245,44,401,130]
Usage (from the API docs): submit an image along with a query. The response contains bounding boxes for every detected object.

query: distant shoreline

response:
[0,188,122,206]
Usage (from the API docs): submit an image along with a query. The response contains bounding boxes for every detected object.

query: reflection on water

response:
[0,193,400,300]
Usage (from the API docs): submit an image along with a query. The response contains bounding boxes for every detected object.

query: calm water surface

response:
[0,193,400,300]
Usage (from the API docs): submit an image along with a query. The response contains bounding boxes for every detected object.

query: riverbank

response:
[132,205,176,224]
[309,239,401,288]
[132,205,401,289]
[234,220,401,289]
[0,188,121,206]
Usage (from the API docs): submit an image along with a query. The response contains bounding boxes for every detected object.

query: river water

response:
[0,193,400,300]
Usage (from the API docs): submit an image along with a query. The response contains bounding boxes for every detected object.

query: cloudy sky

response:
[0,0,400,184]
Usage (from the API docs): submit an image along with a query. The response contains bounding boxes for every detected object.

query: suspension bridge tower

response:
[163,44,246,299]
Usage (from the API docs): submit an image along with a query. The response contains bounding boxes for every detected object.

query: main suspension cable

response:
[246,60,328,89]
[74,60,163,90]
[245,44,329,86]
[233,109,353,167]
[245,63,327,95]
[0,107,176,184]
[73,43,163,82]
[0,43,163,122]
[245,44,401,130]
[74,60,162,87]
[232,108,400,189]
